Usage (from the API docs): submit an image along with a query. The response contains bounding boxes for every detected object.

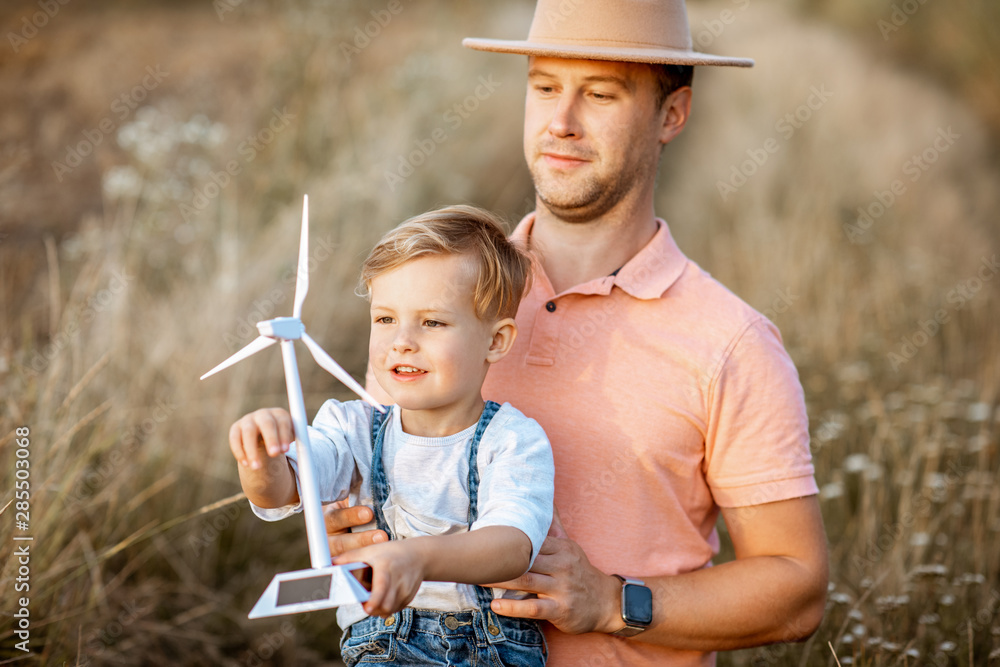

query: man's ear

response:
[486,318,518,364]
[659,86,692,146]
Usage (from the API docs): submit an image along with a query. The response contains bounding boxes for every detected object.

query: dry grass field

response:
[1,0,998,665]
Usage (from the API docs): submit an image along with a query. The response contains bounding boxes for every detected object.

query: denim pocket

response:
[339,630,396,665]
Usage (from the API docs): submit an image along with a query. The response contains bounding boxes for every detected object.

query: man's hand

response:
[487,510,622,635]
[324,500,388,557]
[334,540,425,617]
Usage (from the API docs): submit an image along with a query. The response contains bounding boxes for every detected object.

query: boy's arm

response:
[334,525,532,617]
[230,407,300,508]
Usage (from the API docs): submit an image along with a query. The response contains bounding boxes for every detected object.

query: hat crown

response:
[527,0,693,53]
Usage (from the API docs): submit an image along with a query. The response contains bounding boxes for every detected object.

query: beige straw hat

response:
[463,0,753,67]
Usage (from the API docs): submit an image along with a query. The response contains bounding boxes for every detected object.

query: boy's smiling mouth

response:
[392,365,427,376]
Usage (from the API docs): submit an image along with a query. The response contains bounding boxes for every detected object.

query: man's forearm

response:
[605,554,826,651]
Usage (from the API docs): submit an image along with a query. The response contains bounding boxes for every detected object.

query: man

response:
[327,1,828,664]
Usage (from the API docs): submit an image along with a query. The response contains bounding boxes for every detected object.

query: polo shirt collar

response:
[511,213,688,300]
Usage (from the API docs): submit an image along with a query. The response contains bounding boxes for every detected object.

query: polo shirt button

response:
[545,301,556,312]
[384,616,396,627]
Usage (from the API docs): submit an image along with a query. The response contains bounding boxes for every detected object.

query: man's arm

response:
[489,495,828,650]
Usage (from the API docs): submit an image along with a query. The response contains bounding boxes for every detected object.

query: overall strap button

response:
[443,615,460,630]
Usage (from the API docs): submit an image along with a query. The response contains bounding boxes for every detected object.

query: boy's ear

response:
[486,318,518,364]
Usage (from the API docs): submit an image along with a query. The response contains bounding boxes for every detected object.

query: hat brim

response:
[462,37,753,67]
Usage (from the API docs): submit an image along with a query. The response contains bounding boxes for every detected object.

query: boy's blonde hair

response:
[359,205,531,321]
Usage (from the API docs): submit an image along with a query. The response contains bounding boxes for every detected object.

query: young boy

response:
[228,205,554,666]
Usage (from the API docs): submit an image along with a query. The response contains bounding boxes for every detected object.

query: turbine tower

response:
[202,195,378,617]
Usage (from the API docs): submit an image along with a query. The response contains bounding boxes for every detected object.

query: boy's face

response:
[368,253,509,434]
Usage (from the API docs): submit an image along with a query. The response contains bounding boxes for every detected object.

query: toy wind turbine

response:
[201,194,380,619]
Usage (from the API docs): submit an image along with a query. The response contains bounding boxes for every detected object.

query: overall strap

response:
[368,405,394,539]
[466,401,504,614]
[368,401,506,618]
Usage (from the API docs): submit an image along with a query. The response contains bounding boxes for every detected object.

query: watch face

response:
[623,583,653,625]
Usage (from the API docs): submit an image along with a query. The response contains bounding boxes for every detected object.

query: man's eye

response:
[590,92,613,101]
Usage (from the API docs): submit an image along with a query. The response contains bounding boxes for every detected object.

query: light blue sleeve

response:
[249,399,366,521]
[471,404,555,566]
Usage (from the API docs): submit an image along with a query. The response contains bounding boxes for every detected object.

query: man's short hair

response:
[652,64,694,109]
[359,205,531,321]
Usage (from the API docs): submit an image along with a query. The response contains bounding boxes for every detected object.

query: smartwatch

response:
[611,574,653,637]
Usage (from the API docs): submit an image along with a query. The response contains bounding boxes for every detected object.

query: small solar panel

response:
[249,564,370,619]
[276,574,332,606]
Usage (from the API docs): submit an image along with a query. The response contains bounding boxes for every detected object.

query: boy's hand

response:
[229,408,294,470]
[334,540,426,617]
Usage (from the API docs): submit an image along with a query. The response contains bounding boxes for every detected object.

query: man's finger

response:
[549,505,568,538]
[490,596,556,621]
[328,528,387,557]
[324,503,375,533]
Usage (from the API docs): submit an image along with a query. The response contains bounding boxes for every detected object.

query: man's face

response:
[523,57,669,223]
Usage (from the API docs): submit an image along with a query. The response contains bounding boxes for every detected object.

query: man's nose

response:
[548,92,582,138]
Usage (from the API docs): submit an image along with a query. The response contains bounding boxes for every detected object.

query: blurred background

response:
[1,0,998,664]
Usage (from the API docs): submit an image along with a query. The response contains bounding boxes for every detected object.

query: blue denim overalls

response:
[339,401,546,666]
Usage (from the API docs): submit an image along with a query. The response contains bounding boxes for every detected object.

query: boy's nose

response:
[391,329,417,353]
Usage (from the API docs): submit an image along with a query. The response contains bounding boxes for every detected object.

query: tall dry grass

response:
[1,1,998,665]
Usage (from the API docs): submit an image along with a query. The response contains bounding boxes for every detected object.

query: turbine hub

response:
[257,317,304,340]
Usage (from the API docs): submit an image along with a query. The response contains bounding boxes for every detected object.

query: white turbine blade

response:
[301,333,385,411]
[293,194,309,319]
[200,336,277,380]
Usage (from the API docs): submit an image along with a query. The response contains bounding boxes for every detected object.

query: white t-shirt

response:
[251,400,555,630]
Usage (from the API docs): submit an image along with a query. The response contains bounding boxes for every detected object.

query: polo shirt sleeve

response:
[704,318,818,507]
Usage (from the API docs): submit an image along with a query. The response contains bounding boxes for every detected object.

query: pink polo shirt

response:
[480,214,818,666]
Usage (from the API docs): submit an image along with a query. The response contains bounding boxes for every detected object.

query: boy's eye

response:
[374,316,394,324]
[424,320,444,328]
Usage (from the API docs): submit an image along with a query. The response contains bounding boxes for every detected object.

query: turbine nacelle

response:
[258,317,305,340]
